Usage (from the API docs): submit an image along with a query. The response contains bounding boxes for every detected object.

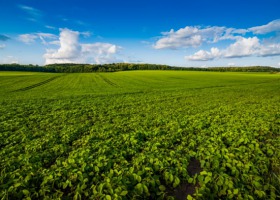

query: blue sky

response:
[1,0,280,67]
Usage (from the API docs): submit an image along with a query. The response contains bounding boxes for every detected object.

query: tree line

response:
[0,63,279,73]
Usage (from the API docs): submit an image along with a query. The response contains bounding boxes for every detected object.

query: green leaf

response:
[238,138,244,144]
[253,181,261,189]
[198,175,204,183]
[159,185,166,191]
[135,183,143,194]
[14,183,21,188]
[173,177,180,188]
[145,167,151,171]
[22,189,29,195]
[187,195,193,200]
[200,171,208,176]
[98,183,104,193]
[204,176,211,184]
[169,174,174,183]
[120,191,128,196]
[233,189,239,195]
[248,195,254,200]
[143,184,149,194]
[136,175,142,182]
[267,149,273,156]
[188,178,193,184]
[105,195,111,200]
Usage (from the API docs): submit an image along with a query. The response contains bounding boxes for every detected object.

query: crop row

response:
[0,73,279,199]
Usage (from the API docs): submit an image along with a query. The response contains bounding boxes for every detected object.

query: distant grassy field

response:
[0,71,279,199]
[0,71,278,99]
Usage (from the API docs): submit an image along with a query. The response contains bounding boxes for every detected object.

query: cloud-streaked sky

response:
[1,0,280,67]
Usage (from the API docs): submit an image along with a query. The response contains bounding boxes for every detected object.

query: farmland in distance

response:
[0,71,279,199]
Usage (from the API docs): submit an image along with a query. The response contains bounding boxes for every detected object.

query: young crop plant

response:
[0,71,279,199]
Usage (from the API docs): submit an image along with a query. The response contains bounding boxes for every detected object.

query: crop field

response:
[0,71,279,200]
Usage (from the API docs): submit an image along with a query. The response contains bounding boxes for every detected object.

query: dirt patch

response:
[167,158,202,200]
[187,157,202,176]
[170,182,199,200]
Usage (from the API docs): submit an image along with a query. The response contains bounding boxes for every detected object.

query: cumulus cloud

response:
[187,48,220,61]
[157,20,279,61]
[44,28,121,65]
[81,43,121,64]
[0,34,10,41]
[186,37,280,61]
[154,27,203,49]
[154,19,280,61]
[153,26,246,49]
[223,37,260,58]
[44,29,81,63]
[18,33,57,44]
[249,19,280,34]
[187,37,261,61]
[154,20,280,51]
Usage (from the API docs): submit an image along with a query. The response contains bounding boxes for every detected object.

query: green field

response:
[0,71,279,200]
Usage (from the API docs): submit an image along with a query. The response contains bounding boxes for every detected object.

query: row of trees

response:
[208,66,280,72]
[0,63,279,73]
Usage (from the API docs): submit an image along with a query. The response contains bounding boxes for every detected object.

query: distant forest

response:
[0,63,279,73]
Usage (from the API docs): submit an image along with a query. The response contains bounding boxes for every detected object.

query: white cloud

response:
[44,29,82,64]
[154,20,280,62]
[154,27,203,49]
[0,56,19,64]
[187,48,220,61]
[249,19,280,34]
[82,43,122,64]
[154,20,280,51]
[49,40,60,45]
[228,63,235,66]
[0,44,6,49]
[258,43,280,57]
[186,36,280,61]
[223,37,260,58]
[153,26,245,50]
[18,34,38,44]
[18,33,57,44]
[44,28,122,65]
